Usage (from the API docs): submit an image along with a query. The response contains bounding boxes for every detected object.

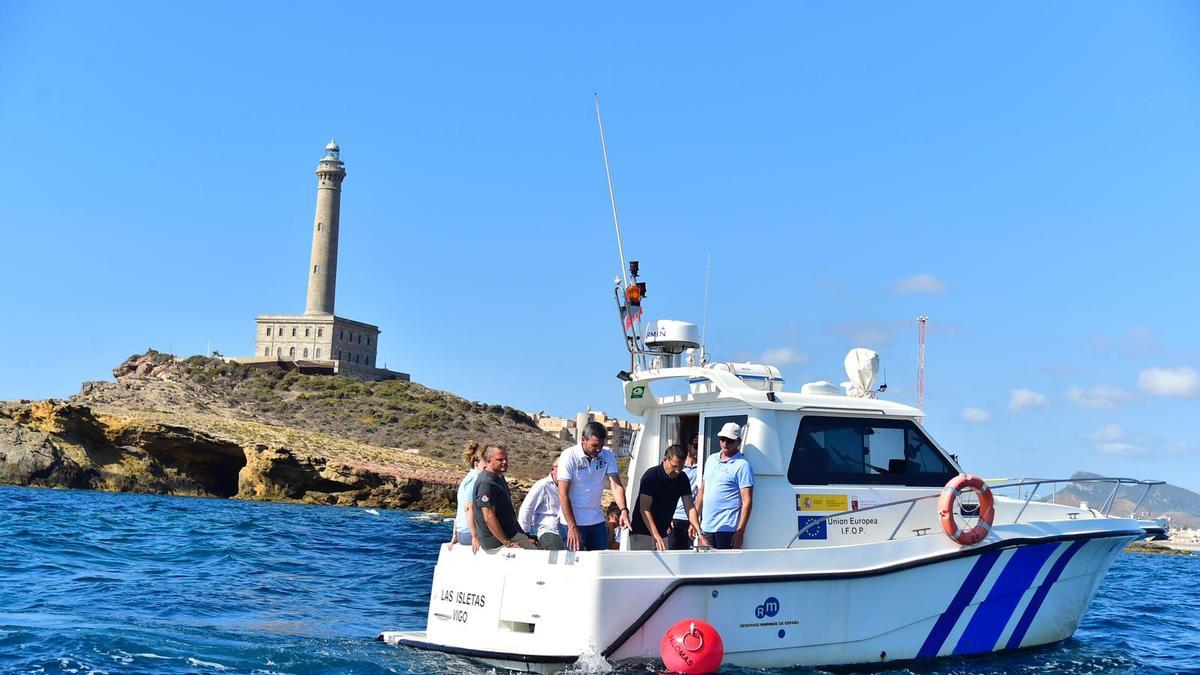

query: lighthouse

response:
[242,140,406,382]
[305,139,346,315]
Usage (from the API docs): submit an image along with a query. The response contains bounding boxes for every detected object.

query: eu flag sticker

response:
[796,516,828,540]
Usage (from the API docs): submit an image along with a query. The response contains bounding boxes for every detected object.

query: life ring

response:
[938,474,995,545]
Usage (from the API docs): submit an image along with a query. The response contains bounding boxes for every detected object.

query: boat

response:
[378,261,1165,672]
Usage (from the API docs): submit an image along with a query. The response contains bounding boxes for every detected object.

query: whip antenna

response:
[701,250,711,362]
[594,93,629,289]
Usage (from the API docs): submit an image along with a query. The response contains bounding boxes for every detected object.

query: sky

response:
[1,3,1198,491]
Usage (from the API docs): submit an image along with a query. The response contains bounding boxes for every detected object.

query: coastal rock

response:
[2,351,566,514]
[0,399,462,512]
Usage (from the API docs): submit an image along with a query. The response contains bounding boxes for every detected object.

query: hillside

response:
[0,351,568,511]
[1048,471,1200,529]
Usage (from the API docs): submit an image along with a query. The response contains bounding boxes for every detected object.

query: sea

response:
[1,485,1196,675]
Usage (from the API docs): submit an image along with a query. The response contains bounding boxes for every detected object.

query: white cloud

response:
[758,347,807,366]
[1008,388,1047,412]
[1137,366,1199,397]
[1066,384,1132,410]
[1084,425,1148,456]
[1086,424,1124,442]
[1083,424,1188,456]
[1094,442,1147,456]
[892,274,947,295]
[961,408,992,423]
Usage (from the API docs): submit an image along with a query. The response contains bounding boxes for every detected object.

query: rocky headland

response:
[0,351,565,512]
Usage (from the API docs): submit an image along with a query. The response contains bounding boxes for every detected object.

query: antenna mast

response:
[700,250,711,363]
[594,94,628,289]
[916,315,928,410]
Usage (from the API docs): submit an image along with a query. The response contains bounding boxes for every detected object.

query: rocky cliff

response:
[0,351,565,511]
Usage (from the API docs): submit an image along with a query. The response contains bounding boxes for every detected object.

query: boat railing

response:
[785,476,1164,548]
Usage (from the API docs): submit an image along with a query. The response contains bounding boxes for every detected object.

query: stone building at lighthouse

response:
[240,140,407,381]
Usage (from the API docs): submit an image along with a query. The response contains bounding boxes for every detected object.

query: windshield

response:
[787,416,957,486]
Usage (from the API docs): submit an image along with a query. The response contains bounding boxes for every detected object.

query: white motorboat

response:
[379,263,1164,672]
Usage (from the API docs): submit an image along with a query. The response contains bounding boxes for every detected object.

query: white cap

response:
[717,422,742,441]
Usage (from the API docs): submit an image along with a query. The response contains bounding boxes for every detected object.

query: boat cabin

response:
[621,361,965,550]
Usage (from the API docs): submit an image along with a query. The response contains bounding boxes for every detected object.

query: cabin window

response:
[787,416,956,486]
[702,414,748,461]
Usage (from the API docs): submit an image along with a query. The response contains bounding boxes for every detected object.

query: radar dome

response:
[644,320,700,354]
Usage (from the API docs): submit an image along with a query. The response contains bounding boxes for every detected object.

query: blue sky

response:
[2,3,1198,491]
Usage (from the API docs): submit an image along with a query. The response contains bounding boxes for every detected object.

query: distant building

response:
[237,141,407,381]
[536,407,640,456]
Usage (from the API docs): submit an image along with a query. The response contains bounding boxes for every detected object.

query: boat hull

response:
[381,523,1140,670]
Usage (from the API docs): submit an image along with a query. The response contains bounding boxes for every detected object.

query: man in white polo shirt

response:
[695,422,755,549]
[557,421,630,551]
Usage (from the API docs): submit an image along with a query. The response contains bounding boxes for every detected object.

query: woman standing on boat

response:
[448,441,482,549]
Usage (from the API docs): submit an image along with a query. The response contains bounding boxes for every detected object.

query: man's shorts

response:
[559,522,609,551]
[702,531,736,550]
[629,533,662,551]
[667,519,692,550]
[538,531,565,551]
[484,532,539,553]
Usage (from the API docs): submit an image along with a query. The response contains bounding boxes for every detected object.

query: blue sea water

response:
[1,485,1196,674]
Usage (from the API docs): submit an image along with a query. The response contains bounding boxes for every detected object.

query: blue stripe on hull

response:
[953,542,1060,655]
[1004,539,1088,649]
[916,551,1001,659]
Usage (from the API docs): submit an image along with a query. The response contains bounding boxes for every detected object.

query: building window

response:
[305,327,311,337]
[291,327,297,337]
[264,346,270,356]
[316,348,322,359]
[354,354,360,364]
[336,350,341,360]
[266,327,272,336]
[276,348,282,357]
[357,335,362,344]
[317,222,322,232]
[289,347,296,357]
[313,265,318,274]
[317,328,323,338]
[303,348,309,358]
[366,336,371,346]
[339,330,344,340]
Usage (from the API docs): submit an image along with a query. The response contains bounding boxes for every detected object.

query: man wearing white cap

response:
[695,422,755,549]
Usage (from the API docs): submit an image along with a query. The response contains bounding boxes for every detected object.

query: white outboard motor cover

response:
[843,348,880,398]
[644,320,700,354]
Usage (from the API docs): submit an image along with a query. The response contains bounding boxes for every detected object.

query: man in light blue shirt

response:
[696,422,754,549]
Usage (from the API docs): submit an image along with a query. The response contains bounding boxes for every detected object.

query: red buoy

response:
[661,619,724,674]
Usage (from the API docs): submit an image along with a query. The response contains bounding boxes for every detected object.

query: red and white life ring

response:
[938,474,995,545]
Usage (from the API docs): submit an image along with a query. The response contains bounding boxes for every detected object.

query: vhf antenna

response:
[700,250,711,364]
[595,93,629,290]
[596,94,648,370]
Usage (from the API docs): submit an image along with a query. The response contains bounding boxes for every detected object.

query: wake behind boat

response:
[378,259,1164,672]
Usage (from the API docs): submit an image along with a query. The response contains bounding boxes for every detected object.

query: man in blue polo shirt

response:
[695,422,754,549]
[557,421,630,551]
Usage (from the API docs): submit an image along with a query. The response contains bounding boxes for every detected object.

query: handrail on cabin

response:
[785,476,1164,549]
